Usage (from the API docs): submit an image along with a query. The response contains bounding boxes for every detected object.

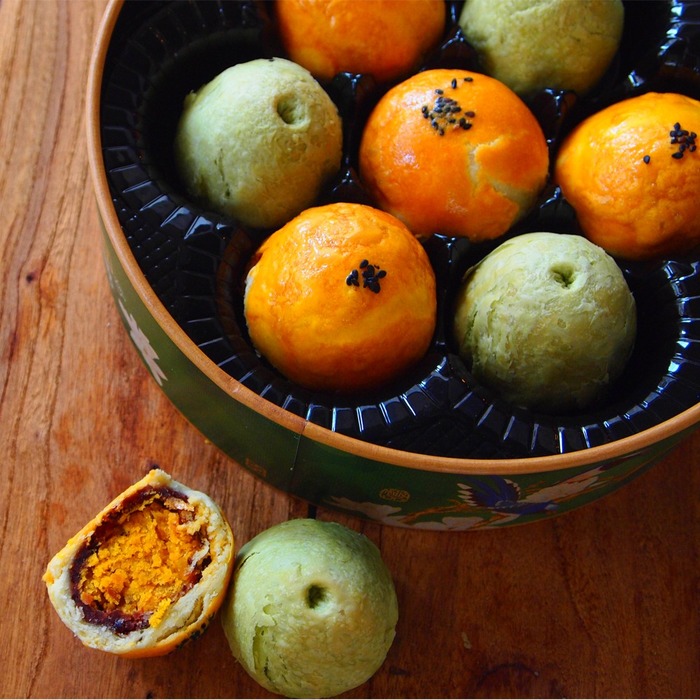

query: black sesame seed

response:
[668,120,697,158]
[423,87,476,135]
[643,154,651,164]
[451,78,457,89]
[352,261,387,293]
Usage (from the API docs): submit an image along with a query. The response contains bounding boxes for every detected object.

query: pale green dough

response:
[459,0,624,96]
[174,57,342,229]
[453,232,637,413]
[221,519,398,699]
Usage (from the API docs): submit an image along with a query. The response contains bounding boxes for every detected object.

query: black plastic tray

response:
[100,0,700,458]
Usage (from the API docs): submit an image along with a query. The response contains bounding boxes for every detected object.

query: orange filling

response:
[76,493,208,628]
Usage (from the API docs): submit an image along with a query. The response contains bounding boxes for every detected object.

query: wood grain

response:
[0,1,698,697]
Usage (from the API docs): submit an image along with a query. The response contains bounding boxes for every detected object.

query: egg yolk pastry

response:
[276,0,446,84]
[43,468,234,657]
[359,69,549,241]
[243,202,437,393]
[555,91,700,260]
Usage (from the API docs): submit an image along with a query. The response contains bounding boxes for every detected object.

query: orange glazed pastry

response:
[555,92,700,260]
[359,69,549,241]
[244,202,437,393]
[43,469,234,657]
[275,0,446,83]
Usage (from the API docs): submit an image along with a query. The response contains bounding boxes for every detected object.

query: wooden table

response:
[1,1,698,697]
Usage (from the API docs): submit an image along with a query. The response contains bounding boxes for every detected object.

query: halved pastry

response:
[43,468,234,657]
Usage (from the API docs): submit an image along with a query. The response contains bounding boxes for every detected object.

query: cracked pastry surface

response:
[221,519,398,699]
[359,68,549,242]
[174,57,342,230]
[453,232,636,413]
[458,0,624,97]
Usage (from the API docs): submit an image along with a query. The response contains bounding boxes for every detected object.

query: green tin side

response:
[292,429,685,530]
[99,217,299,493]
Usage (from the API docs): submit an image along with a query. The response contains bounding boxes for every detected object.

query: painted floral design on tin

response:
[105,247,168,387]
[117,299,167,386]
[326,460,643,530]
